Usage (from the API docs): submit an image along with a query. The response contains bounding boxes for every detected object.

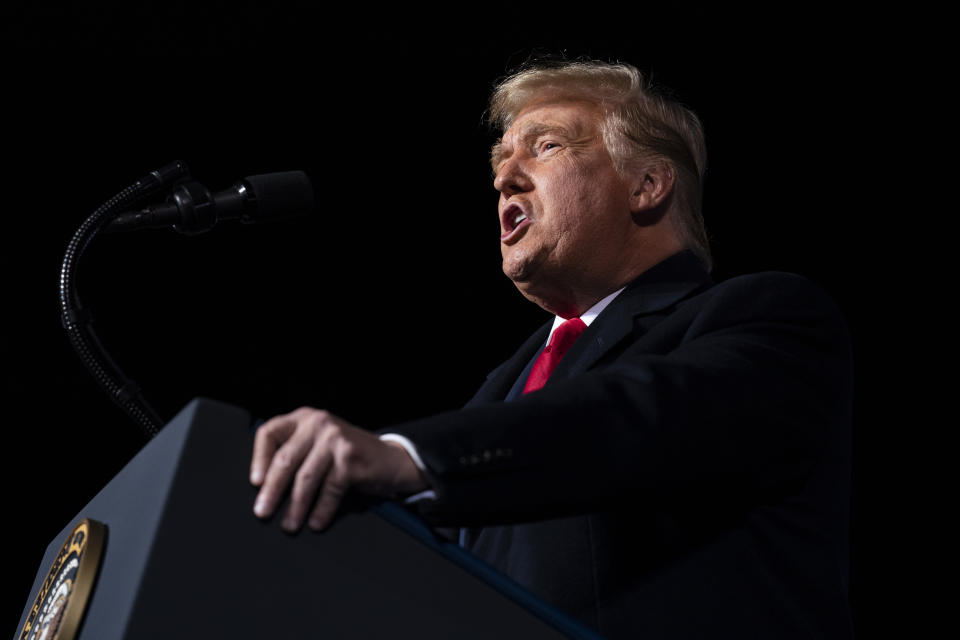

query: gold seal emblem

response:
[19,519,105,640]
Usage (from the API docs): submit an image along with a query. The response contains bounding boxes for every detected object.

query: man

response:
[249,60,853,638]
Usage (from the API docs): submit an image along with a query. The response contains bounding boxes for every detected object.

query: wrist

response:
[383,441,430,495]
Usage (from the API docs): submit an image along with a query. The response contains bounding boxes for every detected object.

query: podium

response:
[15,399,603,639]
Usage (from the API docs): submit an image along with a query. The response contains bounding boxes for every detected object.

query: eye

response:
[538,141,560,155]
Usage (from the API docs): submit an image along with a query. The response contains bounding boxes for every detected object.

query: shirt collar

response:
[546,286,626,344]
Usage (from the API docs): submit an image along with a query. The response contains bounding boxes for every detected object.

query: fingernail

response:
[254,496,267,517]
[308,516,323,530]
[250,469,263,485]
[282,516,297,531]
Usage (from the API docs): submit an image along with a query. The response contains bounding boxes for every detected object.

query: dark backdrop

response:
[3,6,896,637]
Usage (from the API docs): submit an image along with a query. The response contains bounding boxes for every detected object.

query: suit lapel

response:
[464,321,551,407]
[550,251,713,382]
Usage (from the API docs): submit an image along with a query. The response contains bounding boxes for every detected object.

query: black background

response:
[3,5,902,637]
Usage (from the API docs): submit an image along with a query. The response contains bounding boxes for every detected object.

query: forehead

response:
[502,99,603,142]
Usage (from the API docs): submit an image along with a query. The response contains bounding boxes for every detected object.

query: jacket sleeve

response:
[386,273,853,527]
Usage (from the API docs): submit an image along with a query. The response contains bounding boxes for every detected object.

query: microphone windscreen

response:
[242,171,314,222]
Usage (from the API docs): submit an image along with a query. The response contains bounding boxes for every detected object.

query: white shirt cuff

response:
[379,433,436,502]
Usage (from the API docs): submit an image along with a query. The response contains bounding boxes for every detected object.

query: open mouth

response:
[500,203,531,243]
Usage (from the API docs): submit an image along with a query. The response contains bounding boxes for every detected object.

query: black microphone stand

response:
[59,161,190,439]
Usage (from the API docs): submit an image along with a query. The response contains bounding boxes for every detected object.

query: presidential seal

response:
[19,519,105,640]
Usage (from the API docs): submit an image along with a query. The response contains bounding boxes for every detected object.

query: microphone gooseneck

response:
[60,163,314,439]
[60,161,191,437]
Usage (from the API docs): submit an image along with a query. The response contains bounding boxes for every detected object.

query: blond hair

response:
[489,60,711,270]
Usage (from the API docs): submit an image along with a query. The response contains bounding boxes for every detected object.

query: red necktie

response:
[523,317,587,394]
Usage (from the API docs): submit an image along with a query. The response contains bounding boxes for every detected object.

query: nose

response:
[493,156,532,195]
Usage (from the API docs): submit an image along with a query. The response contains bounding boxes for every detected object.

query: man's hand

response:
[250,407,428,532]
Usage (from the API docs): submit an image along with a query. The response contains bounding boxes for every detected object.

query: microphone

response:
[105,170,314,234]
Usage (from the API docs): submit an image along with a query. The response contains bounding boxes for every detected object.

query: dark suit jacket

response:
[390,251,853,639]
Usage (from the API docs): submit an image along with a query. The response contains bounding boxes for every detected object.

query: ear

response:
[628,163,675,213]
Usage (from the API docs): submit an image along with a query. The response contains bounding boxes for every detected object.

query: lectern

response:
[15,399,603,639]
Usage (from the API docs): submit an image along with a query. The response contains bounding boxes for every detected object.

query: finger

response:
[253,431,314,520]
[282,443,333,532]
[250,414,297,486]
[307,465,350,531]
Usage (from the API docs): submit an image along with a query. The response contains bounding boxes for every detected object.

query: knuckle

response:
[317,422,344,447]
[298,409,332,433]
[258,421,288,445]
[337,438,359,463]
[287,406,319,425]
[296,468,317,485]
[273,450,294,469]
[254,424,274,443]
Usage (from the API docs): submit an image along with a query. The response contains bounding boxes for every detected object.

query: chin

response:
[501,254,530,283]
[502,266,545,303]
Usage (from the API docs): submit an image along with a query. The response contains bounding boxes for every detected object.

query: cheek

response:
[553,175,604,237]
[566,186,630,260]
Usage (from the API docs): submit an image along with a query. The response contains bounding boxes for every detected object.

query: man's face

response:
[493,100,636,313]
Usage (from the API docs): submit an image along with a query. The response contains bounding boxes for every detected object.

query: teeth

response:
[514,213,527,225]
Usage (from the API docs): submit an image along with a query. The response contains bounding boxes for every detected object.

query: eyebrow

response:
[490,122,576,171]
